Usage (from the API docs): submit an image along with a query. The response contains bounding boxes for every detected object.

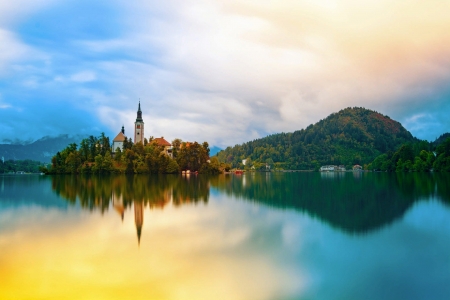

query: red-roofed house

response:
[152,137,173,158]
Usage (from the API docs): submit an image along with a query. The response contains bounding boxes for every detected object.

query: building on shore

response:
[112,102,173,158]
[112,126,126,152]
[153,137,173,158]
[134,102,144,144]
[319,165,346,172]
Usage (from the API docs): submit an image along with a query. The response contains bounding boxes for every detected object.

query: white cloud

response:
[0,29,30,74]
[70,71,97,83]
[0,0,56,27]
[2,0,450,143]
[90,0,450,145]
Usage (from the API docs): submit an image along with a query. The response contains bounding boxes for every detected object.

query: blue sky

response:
[1,0,449,146]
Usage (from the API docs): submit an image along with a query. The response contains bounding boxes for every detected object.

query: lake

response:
[1,172,450,300]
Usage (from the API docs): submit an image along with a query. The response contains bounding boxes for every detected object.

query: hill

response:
[217,107,417,169]
[432,133,450,147]
[0,134,86,163]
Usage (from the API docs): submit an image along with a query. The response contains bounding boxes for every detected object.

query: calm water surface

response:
[1,172,450,300]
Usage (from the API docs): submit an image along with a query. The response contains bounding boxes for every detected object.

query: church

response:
[112,102,173,158]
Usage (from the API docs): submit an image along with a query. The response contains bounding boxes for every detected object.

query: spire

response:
[121,125,125,134]
[136,101,143,122]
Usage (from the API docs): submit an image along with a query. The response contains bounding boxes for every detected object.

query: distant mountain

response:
[0,134,86,163]
[432,133,450,147]
[217,107,417,169]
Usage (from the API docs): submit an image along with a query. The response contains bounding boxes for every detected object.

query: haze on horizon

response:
[1,0,449,147]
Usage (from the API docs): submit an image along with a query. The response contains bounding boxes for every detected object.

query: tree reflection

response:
[50,172,450,237]
[210,172,450,234]
[51,174,210,244]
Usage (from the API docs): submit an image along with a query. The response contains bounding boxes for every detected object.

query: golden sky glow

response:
[0,202,304,300]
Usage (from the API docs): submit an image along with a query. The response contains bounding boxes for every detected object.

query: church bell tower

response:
[134,101,144,144]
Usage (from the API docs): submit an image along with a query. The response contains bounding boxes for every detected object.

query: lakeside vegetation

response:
[0,159,47,174]
[44,133,230,175]
[39,107,449,174]
[217,107,450,172]
[368,135,450,172]
[217,107,416,170]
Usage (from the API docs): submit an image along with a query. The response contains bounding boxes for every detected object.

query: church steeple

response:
[136,101,143,122]
[134,101,144,144]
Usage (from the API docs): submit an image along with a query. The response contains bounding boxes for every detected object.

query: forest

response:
[217,107,417,170]
[368,135,450,172]
[44,133,230,174]
[0,159,47,174]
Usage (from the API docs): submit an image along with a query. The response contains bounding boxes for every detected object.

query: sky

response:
[0,0,449,147]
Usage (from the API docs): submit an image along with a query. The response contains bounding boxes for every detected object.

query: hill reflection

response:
[49,172,450,237]
[210,172,450,234]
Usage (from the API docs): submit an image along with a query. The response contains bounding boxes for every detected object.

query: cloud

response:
[70,71,96,82]
[94,0,450,145]
[0,0,56,27]
[1,0,450,144]
[0,94,11,109]
[0,29,30,74]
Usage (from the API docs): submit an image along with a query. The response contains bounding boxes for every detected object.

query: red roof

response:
[113,132,126,142]
[153,137,171,147]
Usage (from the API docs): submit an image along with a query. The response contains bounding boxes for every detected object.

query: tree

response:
[99,132,111,156]
[92,154,104,174]
[114,148,122,162]
[166,159,179,173]
[433,138,450,172]
[102,154,113,173]
[172,138,182,158]
[124,149,135,174]
[65,151,81,173]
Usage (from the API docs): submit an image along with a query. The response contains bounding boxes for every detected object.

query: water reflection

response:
[1,173,450,300]
[211,172,450,233]
[46,172,450,238]
[48,175,210,244]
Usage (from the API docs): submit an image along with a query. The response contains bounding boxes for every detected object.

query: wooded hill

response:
[217,107,418,170]
[0,135,85,163]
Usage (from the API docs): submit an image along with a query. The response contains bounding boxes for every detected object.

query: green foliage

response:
[166,159,180,174]
[176,142,210,172]
[217,107,416,170]
[368,137,450,172]
[433,137,450,172]
[0,159,47,173]
[48,133,216,175]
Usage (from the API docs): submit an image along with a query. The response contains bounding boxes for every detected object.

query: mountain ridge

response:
[217,107,431,169]
[0,134,87,163]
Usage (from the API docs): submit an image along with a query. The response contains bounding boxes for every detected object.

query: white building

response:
[112,126,126,152]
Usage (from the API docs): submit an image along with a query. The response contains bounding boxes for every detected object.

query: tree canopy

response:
[45,134,227,175]
[217,107,417,170]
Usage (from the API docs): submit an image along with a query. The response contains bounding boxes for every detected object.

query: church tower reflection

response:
[134,201,143,245]
[49,175,210,246]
